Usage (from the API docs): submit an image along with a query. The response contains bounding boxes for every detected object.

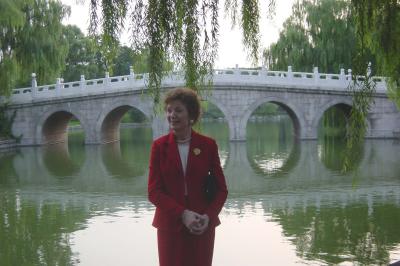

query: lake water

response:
[1,120,400,265]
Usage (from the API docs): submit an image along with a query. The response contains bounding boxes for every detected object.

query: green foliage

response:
[252,103,280,116]
[0,103,16,140]
[89,0,276,106]
[264,0,358,73]
[61,26,171,82]
[320,107,349,137]
[121,108,148,123]
[351,0,400,110]
[0,0,25,96]
[262,0,389,173]
[241,0,261,63]
[202,102,224,119]
[0,0,70,95]
[342,64,376,173]
[62,25,105,82]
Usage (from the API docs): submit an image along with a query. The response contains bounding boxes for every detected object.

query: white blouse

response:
[177,142,190,195]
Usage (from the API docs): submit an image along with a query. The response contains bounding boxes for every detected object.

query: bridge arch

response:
[36,106,87,145]
[203,96,234,140]
[311,98,374,138]
[41,143,84,177]
[95,99,152,144]
[311,98,353,137]
[242,96,304,139]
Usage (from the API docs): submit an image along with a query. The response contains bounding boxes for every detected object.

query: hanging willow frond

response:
[89,0,276,107]
[242,0,260,63]
[351,0,400,109]
[342,62,375,173]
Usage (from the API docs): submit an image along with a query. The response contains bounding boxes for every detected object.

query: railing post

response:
[56,78,62,97]
[129,66,135,85]
[80,75,86,93]
[31,73,37,99]
[367,62,372,77]
[105,71,110,87]
[261,64,267,73]
[287,66,293,79]
[339,68,345,80]
[347,69,352,81]
[313,67,319,84]
[80,75,85,84]
[235,64,240,75]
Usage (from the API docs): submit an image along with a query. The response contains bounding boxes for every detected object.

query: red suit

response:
[148,130,228,266]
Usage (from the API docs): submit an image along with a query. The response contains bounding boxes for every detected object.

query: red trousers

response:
[157,227,215,266]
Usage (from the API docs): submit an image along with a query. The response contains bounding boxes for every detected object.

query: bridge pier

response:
[151,113,169,140]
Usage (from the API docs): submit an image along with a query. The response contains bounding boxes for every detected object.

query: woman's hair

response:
[164,88,201,124]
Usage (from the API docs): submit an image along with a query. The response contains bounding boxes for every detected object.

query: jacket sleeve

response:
[148,141,185,219]
[204,140,228,221]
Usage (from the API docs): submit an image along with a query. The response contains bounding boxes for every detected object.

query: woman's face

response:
[166,100,191,133]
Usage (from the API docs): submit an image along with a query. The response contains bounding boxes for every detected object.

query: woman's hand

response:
[182,210,201,230]
[189,214,209,235]
[182,210,210,235]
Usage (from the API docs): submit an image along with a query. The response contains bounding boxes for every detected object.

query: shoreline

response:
[0,138,17,151]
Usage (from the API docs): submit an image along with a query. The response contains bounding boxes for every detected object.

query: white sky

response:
[62,0,295,69]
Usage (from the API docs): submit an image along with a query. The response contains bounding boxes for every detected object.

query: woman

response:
[148,87,228,266]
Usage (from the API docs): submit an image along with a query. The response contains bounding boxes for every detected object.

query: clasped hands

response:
[182,210,209,235]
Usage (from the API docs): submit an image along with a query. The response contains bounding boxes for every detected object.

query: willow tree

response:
[0,0,70,96]
[352,0,400,110]
[264,0,358,73]
[341,0,400,171]
[89,0,276,105]
[62,25,105,82]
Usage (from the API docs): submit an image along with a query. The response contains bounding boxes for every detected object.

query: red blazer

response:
[148,130,228,232]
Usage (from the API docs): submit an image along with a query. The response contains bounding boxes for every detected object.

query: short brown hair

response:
[164,88,201,124]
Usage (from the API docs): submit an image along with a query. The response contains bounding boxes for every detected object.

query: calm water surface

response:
[1,120,400,265]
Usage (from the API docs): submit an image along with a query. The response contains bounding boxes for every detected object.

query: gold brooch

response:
[193,148,201,155]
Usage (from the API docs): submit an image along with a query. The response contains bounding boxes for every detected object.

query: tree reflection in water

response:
[246,117,300,177]
[42,143,83,177]
[272,200,400,265]
[0,191,88,265]
[97,127,152,178]
[318,134,363,173]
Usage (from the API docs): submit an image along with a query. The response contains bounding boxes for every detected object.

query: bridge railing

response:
[8,66,388,104]
[212,66,387,91]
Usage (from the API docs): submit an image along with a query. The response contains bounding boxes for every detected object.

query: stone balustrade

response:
[8,65,388,104]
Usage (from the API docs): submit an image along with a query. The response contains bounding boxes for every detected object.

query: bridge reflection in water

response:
[0,124,400,265]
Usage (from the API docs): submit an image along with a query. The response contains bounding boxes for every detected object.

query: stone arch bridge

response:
[5,66,400,146]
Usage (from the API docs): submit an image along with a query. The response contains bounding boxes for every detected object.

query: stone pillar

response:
[300,125,318,140]
[56,78,62,97]
[151,113,168,140]
[261,64,268,77]
[234,64,240,75]
[80,75,86,94]
[129,66,135,85]
[287,66,293,79]
[339,68,345,80]
[313,67,319,85]
[347,69,352,81]
[31,73,37,99]
[105,72,110,87]
[84,114,101,145]
[229,116,246,142]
